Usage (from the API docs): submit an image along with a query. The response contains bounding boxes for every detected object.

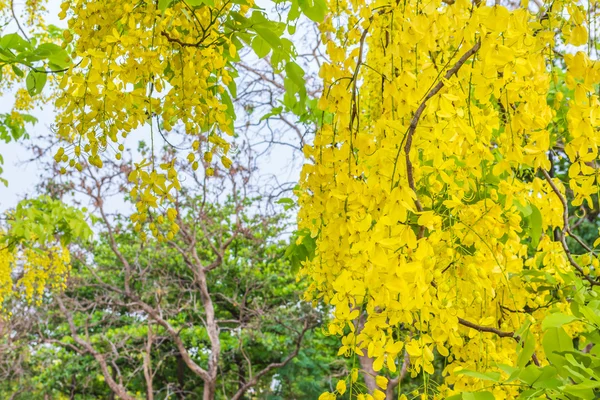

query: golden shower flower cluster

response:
[53,0,245,234]
[299,0,600,397]
[0,197,91,313]
[0,232,71,312]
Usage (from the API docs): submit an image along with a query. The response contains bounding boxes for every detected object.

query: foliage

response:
[6,195,92,248]
[0,191,344,399]
[6,0,600,397]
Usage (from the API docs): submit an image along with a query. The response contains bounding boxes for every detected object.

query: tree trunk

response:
[203,380,216,400]
[358,353,378,393]
[357,312,378,394]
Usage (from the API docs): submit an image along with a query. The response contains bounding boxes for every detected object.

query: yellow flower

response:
[336,380,347,395]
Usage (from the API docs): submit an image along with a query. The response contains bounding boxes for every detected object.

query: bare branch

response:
[230,320,313,400]
[57,297,136,400]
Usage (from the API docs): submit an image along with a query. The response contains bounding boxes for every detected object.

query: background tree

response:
[0,141,347,399]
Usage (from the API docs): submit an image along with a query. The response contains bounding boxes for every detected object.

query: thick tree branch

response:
[457,317,515,338]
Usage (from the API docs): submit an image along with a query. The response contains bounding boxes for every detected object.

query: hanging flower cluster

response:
[0,233,71,311]
[300,0,600,397]
[0,196,91,313]
[53,0,244,235]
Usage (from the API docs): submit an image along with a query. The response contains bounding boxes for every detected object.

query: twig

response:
[10,0,30,42]
[541,169,600,286]
[348,24,371,135]
[457,318,540,366]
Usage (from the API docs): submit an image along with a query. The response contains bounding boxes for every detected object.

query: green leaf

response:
[187,0,215,6]
[220,89,235,120]
[276,197,295,210]
[529,204,542,248]
[517,328,536,368]
[11,64,24,78]
[34,43,63,57]
[0,33,31,52]
[542,327,574,370]
[35,43,70,69]
[25,70,47,96]
[298,0,327,22]
[285,61,305,87]
[518,365,542,386]
[579,305,600,327]
[255,26,281,49]
[260,106,283,122]
[542,313,579,331]
[0,47,16,62]
[227,79,237,99]
[251,36,271,58]
[286,229,317,274]
[288,0,301,20]
[532,366,561,389]
[513,199,532,217]
[563,381,600,400]
[283,61,307,110]
[250,12,283,49]
[496,363,518,376]
[462,392,495,400]
[158,0,174,11]
[455,369,501,382]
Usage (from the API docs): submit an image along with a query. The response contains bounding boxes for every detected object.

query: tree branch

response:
[57,297,136,400]
[541,169,600,286]
[143,324,155,400]
[229,320,312,400]
[392,40,481,211]
[457,317,515,338]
